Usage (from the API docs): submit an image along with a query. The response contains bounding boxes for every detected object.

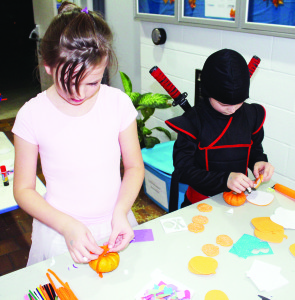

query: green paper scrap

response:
[229,234,273,259]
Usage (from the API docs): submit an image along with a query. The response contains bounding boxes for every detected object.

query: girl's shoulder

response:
[100,84,130,101]
[16,91,49,117]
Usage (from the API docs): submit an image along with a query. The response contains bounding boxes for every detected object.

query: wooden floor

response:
[0,117,166,276]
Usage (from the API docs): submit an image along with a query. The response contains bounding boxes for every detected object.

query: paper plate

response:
[246,191,274,206]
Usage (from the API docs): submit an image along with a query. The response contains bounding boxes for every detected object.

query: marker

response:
[0,165,9,186]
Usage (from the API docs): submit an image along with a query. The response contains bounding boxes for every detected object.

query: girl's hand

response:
[108,211,134,253]
[253,161,274,182]
[61,218,103,264]
[227,172,254,193]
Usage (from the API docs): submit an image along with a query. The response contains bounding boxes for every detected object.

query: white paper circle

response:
[246,191,274,206]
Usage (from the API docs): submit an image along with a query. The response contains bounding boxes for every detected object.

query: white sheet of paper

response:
[270,207,295,229]
[246,260,289,292]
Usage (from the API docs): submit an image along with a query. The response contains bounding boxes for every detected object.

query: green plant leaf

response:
[144,136,160,149]
[138,93,172,109]
[151,127,172,140]
[142,127,152,135]
[140,107,155,122]
[119,71,132,93]
[128,92,141,106]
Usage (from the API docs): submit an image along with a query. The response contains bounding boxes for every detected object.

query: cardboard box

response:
[143,162,188,212]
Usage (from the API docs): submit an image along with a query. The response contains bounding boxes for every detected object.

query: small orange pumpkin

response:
[223,191,246,206]
[89,245,120,278]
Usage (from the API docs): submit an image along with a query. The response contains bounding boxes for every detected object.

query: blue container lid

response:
[141,141,175,175]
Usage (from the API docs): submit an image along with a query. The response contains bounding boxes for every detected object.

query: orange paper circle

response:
[192,215,209,224]
[202,244,219,257]
[197,203,213,212]
[216,235,233,247]
[188,222,205,233]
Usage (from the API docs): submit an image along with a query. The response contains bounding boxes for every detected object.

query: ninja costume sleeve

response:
[248,104,268,172]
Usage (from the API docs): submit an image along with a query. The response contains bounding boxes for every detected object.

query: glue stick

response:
[1,165,9,186]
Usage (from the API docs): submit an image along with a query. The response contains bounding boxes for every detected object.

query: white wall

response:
[105,0,141,92]
[139,21,295,190]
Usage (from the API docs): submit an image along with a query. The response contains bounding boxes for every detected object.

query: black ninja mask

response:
[201,49,250,105]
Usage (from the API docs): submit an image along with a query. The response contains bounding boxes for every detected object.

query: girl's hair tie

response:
[81,7,88,13]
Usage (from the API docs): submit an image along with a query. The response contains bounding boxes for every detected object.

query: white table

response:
[0,132,46,213]
[0,181,294,300]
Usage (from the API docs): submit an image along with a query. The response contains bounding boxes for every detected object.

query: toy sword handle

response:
[248,55,261,78]
[149,66,191,111]
[150,55,261,111]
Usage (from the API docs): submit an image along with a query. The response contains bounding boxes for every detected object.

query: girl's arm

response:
[108,120,144,252]
[13,135,103,262]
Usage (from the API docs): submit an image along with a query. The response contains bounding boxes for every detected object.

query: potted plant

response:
[120,71,172,149]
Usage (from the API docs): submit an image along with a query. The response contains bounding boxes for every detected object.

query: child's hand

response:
[108,211,134,253]
[253,161,274,182]
[227,172,254,193]
[61,218,103,264]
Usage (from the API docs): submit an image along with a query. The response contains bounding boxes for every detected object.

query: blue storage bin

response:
[141,141,188,212]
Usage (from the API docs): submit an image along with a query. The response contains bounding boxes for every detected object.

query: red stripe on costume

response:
[186,186,208,203]
[199,143,252,150]
[165,120,197,140]
[207,117,233,148]
[252,106,266,135]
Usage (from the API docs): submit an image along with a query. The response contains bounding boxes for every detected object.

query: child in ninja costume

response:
[165,49,274,211]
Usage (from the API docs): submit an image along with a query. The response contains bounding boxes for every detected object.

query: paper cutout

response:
[246,191,274,206]
[252,217,288,243]
[202,244,219,257]
[226,208,234,214]
[270,207,295,229]
[192,215,208,224]
[216,235,233,247]
[246,260,289,292]
[289,243,295,256]
[139,282,191,300]
[160,217,187,233]
[130,229,154,243]
[188,256,218,275]
[205,290,229,300]
[229,234,273,258]
[197,203,213,212]
[135,269,194,300]
[187,222,204,233]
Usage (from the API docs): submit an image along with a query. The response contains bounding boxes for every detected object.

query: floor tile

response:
[8,248,30,270]
[0,255,14,275]
[0,239,20,256]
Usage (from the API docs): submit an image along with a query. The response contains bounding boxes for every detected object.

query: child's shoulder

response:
[17,91,48,115]
[243,103,266,117]
[242,102,266,132]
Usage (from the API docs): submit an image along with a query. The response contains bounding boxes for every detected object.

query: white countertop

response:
[0,181,294,300]
[0,132,46,213]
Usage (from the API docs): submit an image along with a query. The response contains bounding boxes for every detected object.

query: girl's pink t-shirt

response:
[12,84,138,225]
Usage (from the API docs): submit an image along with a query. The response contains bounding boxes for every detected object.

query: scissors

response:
[258,295,271,300]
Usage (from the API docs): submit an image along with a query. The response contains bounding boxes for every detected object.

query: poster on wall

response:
[205,0,236,19]
[138,0,175,16]
[247,0,295,26]
[183,0,236,20]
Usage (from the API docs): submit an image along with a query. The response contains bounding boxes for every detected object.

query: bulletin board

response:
[135,0,179,23]
[134,0,295,38]
[247,0,295,26]
[242,0,295,36]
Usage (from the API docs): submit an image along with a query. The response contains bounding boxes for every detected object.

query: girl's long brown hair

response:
[40,1,117,95]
